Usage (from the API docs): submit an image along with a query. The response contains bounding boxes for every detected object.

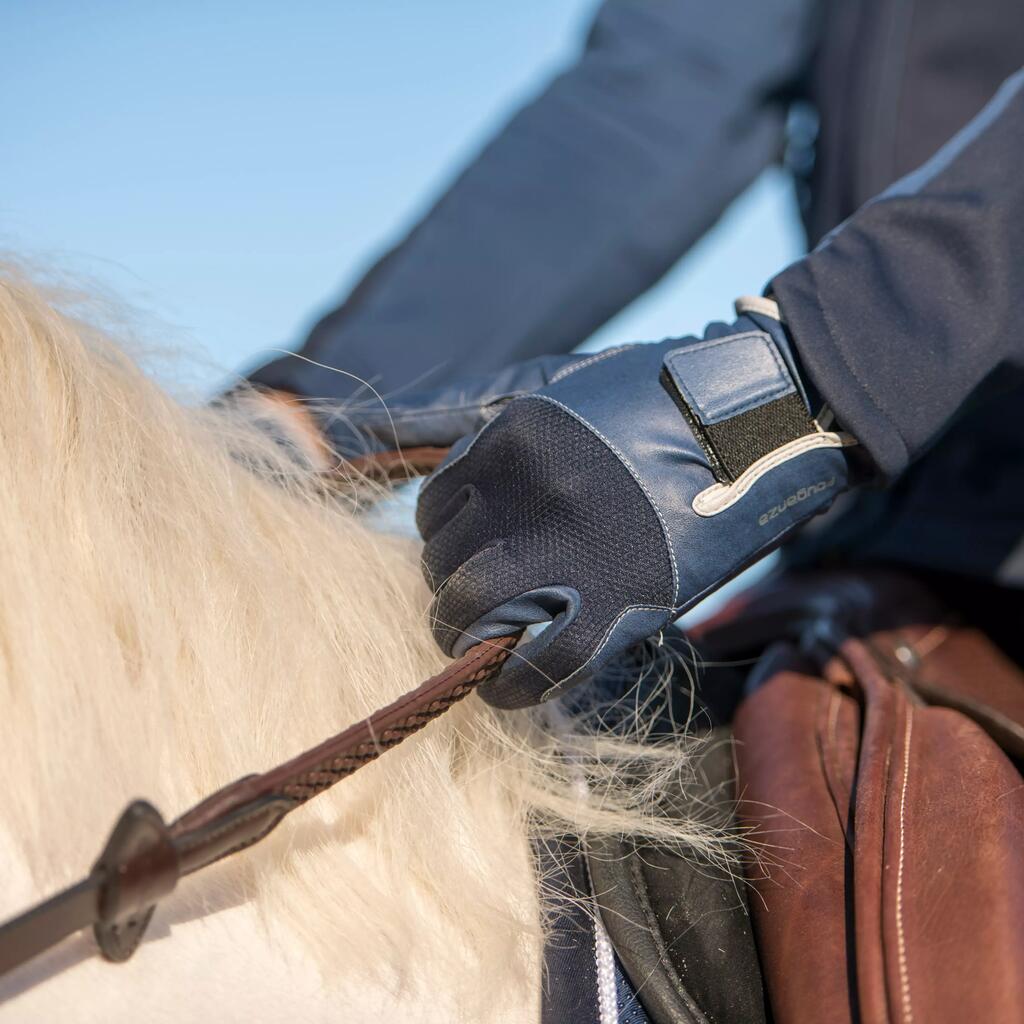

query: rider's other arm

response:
[771,68,1024,481]
[244,0,817,404]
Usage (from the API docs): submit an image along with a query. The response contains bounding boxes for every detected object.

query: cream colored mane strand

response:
[0,268,722,1022]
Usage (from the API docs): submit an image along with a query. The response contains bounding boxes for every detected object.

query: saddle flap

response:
[732,572,1024,1023]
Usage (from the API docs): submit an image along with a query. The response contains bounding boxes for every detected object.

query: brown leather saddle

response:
[694,569,1024,1023]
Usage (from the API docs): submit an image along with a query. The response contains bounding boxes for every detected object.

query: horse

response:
[0,266,730,1021]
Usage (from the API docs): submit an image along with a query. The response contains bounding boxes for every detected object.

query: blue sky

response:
[4,1,803,390]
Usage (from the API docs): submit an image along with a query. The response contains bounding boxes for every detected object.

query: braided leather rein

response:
[0,634,516,979]
[0,440,516,981]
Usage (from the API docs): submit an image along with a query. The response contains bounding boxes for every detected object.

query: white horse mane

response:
[0,266,727,1021]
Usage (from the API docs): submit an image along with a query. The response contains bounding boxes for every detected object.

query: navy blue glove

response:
[400,299,861,707]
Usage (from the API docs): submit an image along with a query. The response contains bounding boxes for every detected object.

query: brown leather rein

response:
[0,444,515,981]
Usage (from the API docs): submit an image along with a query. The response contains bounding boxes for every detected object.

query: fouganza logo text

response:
[758,477,836,526]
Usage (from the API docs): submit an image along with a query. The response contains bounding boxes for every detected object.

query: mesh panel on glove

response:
[417,397,676,706]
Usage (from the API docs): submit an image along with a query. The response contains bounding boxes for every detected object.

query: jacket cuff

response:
[769,263,910,481]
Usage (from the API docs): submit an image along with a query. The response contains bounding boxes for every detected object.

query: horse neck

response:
[0,305,543,1017]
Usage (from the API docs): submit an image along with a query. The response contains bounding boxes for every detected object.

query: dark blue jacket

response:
[247,0,1024,584]
[774,70,1024,581]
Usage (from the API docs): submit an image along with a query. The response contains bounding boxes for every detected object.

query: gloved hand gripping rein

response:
[262,298,859,707]
[412,298,859,707]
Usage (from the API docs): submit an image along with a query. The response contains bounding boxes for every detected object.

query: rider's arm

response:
[246,0,818,402]
[375,70,1024,707]
[771,68,1024,480]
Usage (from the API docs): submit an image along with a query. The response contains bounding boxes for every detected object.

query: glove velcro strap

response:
[660,331,817,484]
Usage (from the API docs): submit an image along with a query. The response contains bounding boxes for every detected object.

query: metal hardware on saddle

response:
[0,633,517,981]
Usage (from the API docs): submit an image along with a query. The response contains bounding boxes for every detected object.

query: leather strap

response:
[254,387,451,484]
[345,445,449,482]
[0,620,516,978]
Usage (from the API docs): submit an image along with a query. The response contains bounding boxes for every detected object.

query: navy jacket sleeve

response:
[247,0,818,402]
[772,68,1024,481]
